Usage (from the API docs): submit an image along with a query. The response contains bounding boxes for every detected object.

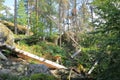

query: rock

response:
[0,59,27,76]
[0,20,30,34]
[0,58,52,77]
[0,69,11,75]
[0,23,14,47]
[12,62,17,65]
[16,64,25,72]
[27,64,51,76]
[6,61,12,66]
[10,66,16,70]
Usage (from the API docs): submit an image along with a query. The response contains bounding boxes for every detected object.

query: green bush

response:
[0,73,57,80]
[0,74,29,80]
[30,73,57,80]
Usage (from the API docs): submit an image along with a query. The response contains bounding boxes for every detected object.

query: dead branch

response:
[88,60,99,74]
[71,49,81,58]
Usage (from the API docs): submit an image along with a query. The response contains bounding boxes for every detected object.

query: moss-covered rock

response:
[0,20,29,34]
[0,23,14,46]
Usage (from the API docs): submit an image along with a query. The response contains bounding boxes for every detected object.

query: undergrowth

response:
[0,73,57,80]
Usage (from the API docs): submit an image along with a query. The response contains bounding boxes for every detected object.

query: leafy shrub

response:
[0,74,29,80]
[30,73,57,80]
[0,73,57,80]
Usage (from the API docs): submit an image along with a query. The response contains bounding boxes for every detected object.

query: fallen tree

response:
[0,43,67,69]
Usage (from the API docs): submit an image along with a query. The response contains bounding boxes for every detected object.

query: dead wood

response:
[88,60,99,74]
[71,49,81,58]
[0,43,67,69]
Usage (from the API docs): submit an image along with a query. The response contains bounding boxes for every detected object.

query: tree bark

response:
[14,0,18,34]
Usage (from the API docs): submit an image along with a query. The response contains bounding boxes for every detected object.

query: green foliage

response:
[17,0,27,25]
[30,73,57,80]
[81,0,120,79]
[47,33,59,42]
[0,0,5,17]
[2,49,12,56]
[19,35,41,45]
[0,73,57,80]
[37,41,67,61]
[0,74,17,80]
[97,57,120,80]
[17,36,67,64]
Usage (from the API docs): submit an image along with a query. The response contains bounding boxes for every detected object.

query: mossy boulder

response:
[0,23,14,47]
[0,20,29,34]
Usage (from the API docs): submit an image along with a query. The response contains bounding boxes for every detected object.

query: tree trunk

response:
[14,0,17,34]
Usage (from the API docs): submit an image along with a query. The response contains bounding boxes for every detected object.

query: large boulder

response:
[0,20,27,34]
[0,20,33,35]
[0,23,14,47]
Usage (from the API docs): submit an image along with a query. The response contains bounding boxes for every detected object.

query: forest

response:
[0,0,120,80]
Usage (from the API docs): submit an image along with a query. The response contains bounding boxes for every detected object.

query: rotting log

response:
[0,43,67,69]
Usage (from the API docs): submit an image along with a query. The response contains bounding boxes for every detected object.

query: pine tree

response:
[17,0,27,25]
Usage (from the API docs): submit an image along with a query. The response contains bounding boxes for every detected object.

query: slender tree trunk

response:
[74,0,77,32]
[35,0,38,35]
[14,0,17,34]
[26,0,30,35]
[67,2,70,31]
[90,6,93,23]
[59,0,62,47]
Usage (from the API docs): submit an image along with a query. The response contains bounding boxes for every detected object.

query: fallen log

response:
[0,43,67,69]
